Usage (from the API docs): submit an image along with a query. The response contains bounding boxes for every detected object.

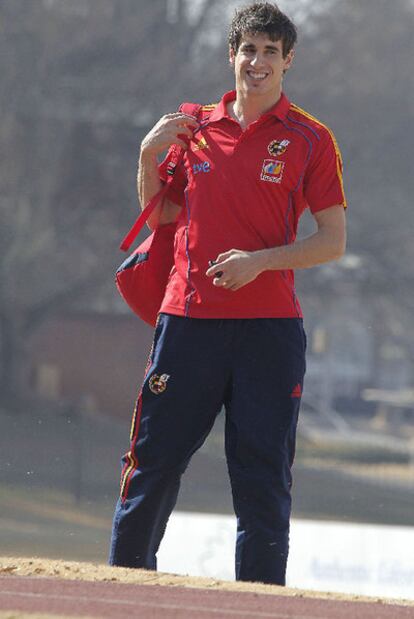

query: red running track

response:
[0,575,413,619]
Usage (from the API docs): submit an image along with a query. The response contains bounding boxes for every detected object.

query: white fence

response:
[158,512,414,600]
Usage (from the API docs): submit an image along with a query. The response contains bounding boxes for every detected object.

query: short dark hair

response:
[228,2,297,58]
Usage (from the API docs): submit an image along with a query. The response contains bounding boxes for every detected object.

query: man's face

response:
[229,33,294,99]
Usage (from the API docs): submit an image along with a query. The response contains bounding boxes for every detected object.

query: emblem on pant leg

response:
[149,373,170,394]
[291,383,302,398]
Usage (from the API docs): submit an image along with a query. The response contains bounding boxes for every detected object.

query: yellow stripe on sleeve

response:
[290,103,347,208]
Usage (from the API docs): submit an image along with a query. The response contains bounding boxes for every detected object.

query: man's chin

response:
[243,83,269,97]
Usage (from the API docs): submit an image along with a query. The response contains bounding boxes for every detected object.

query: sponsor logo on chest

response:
[260,159,285,184]
[192,161,211,175]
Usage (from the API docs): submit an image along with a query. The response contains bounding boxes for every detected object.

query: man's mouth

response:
[246,70,269,80]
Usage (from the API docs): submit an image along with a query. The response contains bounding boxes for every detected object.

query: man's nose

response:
[250,53,265,67]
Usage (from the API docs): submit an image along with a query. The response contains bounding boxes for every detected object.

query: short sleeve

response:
[158,145,188,208]
[304,128,347,214]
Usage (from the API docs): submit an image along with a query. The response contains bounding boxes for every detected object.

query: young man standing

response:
[110,2,346,585]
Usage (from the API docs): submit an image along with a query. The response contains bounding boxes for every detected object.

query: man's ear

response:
[283,49,295,72]
[229,45,235,67]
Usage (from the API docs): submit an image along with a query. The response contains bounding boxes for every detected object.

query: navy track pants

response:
[109,313,306,585]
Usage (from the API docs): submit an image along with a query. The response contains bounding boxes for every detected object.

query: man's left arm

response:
[206,205,346,291]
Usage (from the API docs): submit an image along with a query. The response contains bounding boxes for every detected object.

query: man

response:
[110,2,346,585]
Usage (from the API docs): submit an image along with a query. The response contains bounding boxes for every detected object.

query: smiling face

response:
[229,32,294,103]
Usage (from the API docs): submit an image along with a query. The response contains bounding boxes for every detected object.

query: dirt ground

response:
[0,614,92,619]
[1,555,413,607]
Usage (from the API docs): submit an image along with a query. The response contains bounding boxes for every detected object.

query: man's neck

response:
[229,89,282,129]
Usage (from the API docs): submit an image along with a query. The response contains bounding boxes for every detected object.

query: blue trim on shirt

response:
[279,118,315,317]
[183,187,196,317]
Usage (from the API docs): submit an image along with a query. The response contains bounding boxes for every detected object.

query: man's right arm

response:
[137,112,198,230]
[137,149,182,229]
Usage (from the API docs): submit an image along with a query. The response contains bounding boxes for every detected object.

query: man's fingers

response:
[215,250,236,262]
[164,112,198,122]
[177,116,199,128]
[213,275,233,287]
[213,279,238,291]
[165,113,199,129]
[141,112,200,157]
[206,254,233,276]
[213,277,227,287]
[175,138,191,149]
[177,126,196,138]
[206,264,224,278]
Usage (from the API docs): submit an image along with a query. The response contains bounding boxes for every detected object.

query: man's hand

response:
[141,113,199,157]
[206,250,266,291]
[205,205,346,291]
[138,112,199,229]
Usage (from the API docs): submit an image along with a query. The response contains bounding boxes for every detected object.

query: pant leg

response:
[225,318,306,585]
[109,314,232,569]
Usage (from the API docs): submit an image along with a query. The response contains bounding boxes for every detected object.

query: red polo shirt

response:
[158,90,346,319]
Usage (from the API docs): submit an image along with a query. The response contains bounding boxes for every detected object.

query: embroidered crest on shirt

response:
[260,159,285,184]
[149,373,170,394]
[268,139,290,157]
[193,136,208,151]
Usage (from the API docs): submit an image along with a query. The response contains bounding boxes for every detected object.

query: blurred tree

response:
[0,0,147,403]
[0,0,225,404]
[290,0,414,276]
[1,0,414,405]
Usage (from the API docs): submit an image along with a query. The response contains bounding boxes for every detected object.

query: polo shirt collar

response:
[208,90,291,123]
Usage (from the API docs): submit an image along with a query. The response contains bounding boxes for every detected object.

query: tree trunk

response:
[0,311,26,408]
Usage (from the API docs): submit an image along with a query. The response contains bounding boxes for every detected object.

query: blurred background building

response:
[0,0,413,597]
